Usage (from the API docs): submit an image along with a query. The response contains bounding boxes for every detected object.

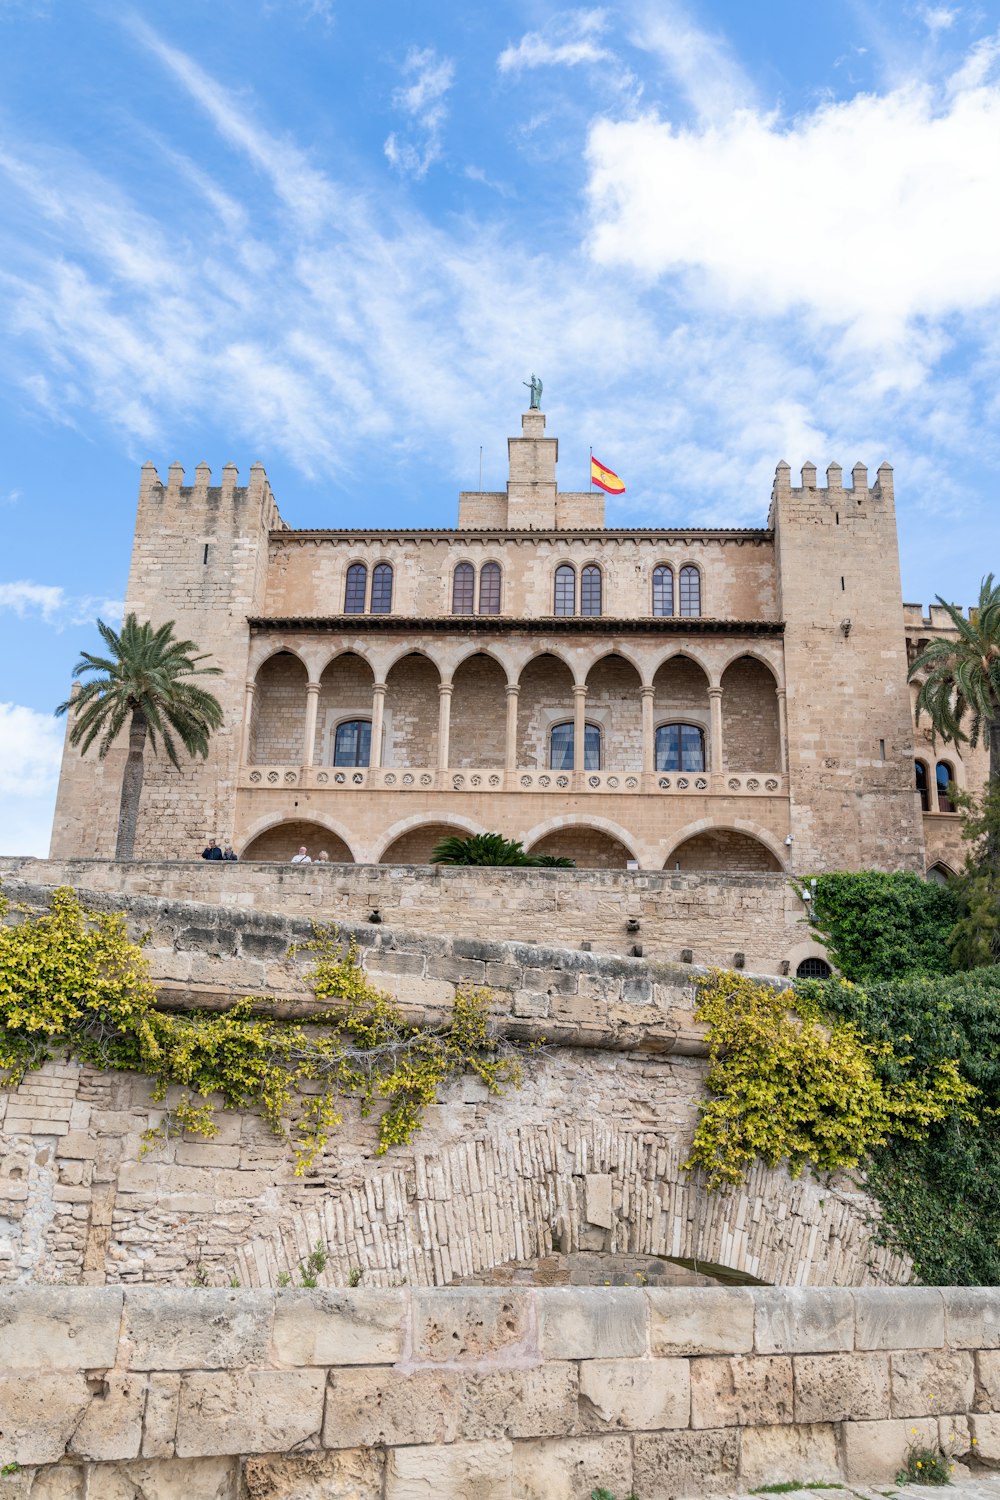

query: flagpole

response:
[479,446,483,493]
[589,445,593,490]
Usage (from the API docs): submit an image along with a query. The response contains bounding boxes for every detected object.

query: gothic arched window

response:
[479,562,501,615]
[370,563,393,614]
[452,562,475,615]
[580,564,602,617]
[344,563,367,614]
[334,719,371,766]
[679,566,701,617]
[653,565,673,617]
[655,722,705,773]
[554,565,575,616]
[549,720,601,770]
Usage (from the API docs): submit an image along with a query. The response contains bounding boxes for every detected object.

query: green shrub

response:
[800,871,959,982]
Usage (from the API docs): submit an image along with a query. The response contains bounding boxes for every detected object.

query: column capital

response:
[573,683,588,697]
[373,680,387,695]
[505,683,520,697]
[776,687,787,701]
[244,679,256,693]
[438,681,454,697]
[708,685,723,700]
[305,681,321,695]
[640,684,655,698]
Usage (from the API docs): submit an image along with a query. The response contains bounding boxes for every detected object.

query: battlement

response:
[903,602,970,628]
[770,459,894,505]
[138,460,287,529]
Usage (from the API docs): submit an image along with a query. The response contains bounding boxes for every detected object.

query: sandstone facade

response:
[47,408,978,938]
[1,1284,997,1497]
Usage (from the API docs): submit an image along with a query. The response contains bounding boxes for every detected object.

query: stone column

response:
[573,684,588,773]
[240,680,255,765]
[776,689,788,775]
[708,687,723,774]
[370,682,386,770]
[505,685,520,771]
[303,683,320,767]
[927,758,940,814]
[641,686,655,776]
[438,683,453,771]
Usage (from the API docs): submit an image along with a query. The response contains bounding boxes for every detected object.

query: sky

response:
[3,0,1000,855]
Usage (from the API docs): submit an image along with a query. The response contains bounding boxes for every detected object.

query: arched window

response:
[370,563,393,614]
[936,761,956,813]
[344,563,367,614]
[927,863,953,886]
[679,566,701,617]
[479,562,501,616]
[549,721,601,770]
[554,565,575,616]
[333,719,371,767]
[915,760,929,812]
[655,722,705,773]
[452,562,475,615]
[580,564,602,617]
[653,565,673,617]
[796,956,831,980]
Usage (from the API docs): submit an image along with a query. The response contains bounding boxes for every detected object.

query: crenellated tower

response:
[50,462,282,858]
[770,459,924,873]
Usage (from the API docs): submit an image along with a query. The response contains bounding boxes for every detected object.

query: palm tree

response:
[429,832,575,867]
[56,614,223,860]
[909,574,1000,788]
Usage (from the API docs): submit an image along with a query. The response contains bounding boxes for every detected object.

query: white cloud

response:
[921,5,959,33]
[0,702,63,856]
[630,1,755,122]
[384,46,455,179]
[498,9,613,74]
[586,56,1000,349]
[0,581,123,629]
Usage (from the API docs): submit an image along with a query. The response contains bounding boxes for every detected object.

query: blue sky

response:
[3,0,1000,853]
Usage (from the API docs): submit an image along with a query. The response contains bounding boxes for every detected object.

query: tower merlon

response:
[874,461,894,502]
[221,462,239,500]
[851,462,868,491]
[826,462,843,490]
[800,462,817,488]
[194,462,212,496]
[167,462,186,493]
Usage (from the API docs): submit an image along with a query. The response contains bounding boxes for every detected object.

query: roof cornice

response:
[248,615,785,636]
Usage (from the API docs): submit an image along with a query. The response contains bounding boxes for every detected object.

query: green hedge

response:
[803,871,960,983]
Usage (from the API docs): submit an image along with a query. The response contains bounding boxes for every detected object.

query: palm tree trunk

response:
[115,708,148,859]
[990,715,1000,790]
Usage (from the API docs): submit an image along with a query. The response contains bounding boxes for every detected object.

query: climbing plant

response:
[684,970,974,1190]
[0,887,524,1172]
[797,871,959,983]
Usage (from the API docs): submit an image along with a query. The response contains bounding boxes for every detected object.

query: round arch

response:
[650,647,714,686]
[716,646,782,687]
[241,820,355,864]
[237,809,359,861]
[584,646,645,683]
[313,642,378,679]
[450,643,516,685]
[522,814,641,864]
[373,812,488,864]
[382,644,443,679]
[249,641,312,681]
[517,646,580,686]
[662,818,788,872]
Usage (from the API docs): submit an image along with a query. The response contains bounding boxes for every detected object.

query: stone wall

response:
[0,858,814,973]
[0,876,886,1291]
[2,1285,998,1498]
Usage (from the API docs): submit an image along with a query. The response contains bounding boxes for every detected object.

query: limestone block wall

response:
[0,858,814,973]
[2,1285,998,1498]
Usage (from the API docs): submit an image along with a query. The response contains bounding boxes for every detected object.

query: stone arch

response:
[523,814,640,866]
[249,651,308,765]
[241,820,355,863]
[384,652,441,767]
[927,861,957,884]
[372,812,487,862]
[228,1122,908,1291]
[720,655,781,773]
[517,653,576,768]
[314,651,375,767]
[450,652,509,768]
[584,653,642,773]
[651,654,711,770]
[665,826,784,873]
[247,640,312,679]
[379,819,488,866]
[451,643,513,684]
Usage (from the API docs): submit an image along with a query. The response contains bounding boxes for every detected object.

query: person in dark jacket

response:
[222,842,238,861]
[202,839,223,861]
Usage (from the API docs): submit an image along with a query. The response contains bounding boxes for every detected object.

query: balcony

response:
[240,766,786,796]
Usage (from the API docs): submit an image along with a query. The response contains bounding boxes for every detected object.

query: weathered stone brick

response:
[690,1355,793,1429]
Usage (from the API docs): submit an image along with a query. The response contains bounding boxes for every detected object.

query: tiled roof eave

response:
[247,615,785,636]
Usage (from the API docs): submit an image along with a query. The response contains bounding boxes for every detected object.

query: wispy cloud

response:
[498,9,613,74]
[630,0,755,123]
[920,5,959,33]
[384,46,455,179]
[0,702,63,856]
[0,581,123,628]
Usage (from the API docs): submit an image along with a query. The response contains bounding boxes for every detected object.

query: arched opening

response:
[527,827,633,869]
[652,656,710,767]
[380,822,473,865]
[384,653,440,767]
[679,565,701,616]
[720,656,781,772]
[656,723,705,772]
[452,562,474,616]
[936,760,957,813]
[517,654,575,768]
[242,821,354,863]
[915,759,930,812]
[586,655,642,771]
[250,653,308,765]
[554,565,575,616]
[344,563,367,614]
[927,862,956,885]
[370,563,393,615]
[667,829,783,873]
[314,653,375,766]
[580,564,602,617]
[652,564,673,617]
[479,562,501,616]
[549,721,601,770]
[796,956,832,980]
[450,654,507,768]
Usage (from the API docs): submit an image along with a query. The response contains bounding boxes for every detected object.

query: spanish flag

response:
[591,455,625,495]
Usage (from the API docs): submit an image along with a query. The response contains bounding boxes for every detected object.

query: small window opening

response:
[796,956,831,980]
[879,739,886,761]
[835,512,839,525]
[841,576,845,591]
[202,544,209,565]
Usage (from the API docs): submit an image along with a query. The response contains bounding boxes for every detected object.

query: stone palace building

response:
[50,403,980,877]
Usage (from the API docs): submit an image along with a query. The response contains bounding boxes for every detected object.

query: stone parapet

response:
[0,856,814,973]
[0,1285,996,1496]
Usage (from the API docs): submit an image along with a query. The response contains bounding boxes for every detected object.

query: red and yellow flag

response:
[591,455,625,495]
